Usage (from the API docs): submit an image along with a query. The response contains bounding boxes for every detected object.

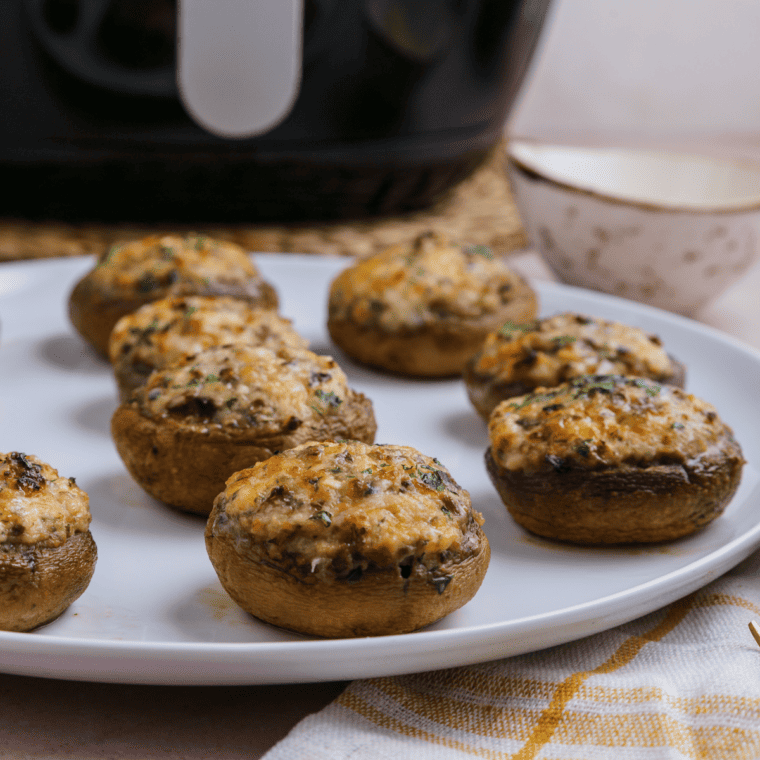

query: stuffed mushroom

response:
[486,374,743,544]
[327,231,537,377]
[0,452,97,631]
[205,440,490,637]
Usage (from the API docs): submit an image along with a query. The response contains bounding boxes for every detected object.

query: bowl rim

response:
[506,139,760,215]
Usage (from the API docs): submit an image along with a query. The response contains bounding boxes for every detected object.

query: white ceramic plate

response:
[1,254,759,686]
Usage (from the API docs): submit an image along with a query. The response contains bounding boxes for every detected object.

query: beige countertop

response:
[0,674,348,759]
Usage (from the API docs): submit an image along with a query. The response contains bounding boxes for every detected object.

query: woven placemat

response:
[0,140,526,262]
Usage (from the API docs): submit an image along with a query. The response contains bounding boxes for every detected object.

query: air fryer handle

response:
[176,0,303,139]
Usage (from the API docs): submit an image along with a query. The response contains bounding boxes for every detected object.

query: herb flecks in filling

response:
[310,389,343,416]
[498,320,538,338]
[88,234,268,304]
[472,313,676,389]
[330,231,529,331]
[489,374,733,475]
[210,441,483,586]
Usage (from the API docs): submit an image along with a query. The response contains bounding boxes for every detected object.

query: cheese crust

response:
[211,440,482,578]
[131,345,364,435]
[489,375,728,475]
[0,452,91,546]
[108,295,307,400]
[206,440,490,636]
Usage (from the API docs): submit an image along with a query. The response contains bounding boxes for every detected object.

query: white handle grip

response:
[177,0,302,139]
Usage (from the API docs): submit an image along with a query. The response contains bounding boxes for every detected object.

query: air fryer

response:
[0,0,552,223]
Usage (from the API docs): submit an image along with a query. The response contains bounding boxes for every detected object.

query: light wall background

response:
[508,0,760,154]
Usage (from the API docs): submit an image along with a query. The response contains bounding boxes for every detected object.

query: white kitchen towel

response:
[264,549,760,759]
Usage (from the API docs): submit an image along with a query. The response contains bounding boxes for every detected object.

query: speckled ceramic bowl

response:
[506,141,760,315]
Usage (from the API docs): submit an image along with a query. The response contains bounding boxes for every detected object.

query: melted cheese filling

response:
[134,345,354,435]
[89,234,261,297]
[211,441,483,569]
[329,232,525,331]
[109,295,307,369]
[0,453,91,546]
[472,313,674,386]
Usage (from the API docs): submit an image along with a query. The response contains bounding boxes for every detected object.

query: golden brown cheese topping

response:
[0,453,91,546]
[328,231,528,331]
[471,313,674,387]
[132,344,357,436]
[210,440,483,581]
[89,234,268,300]
[108,295,307,369]
[488,375,737,475]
